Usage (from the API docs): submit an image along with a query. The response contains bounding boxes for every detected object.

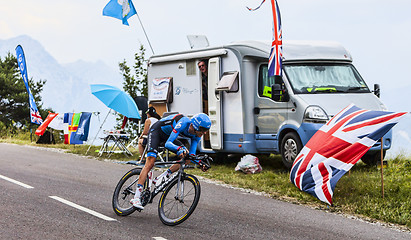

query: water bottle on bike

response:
[153,169,172,187]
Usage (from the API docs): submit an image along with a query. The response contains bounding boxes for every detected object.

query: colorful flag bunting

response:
[48,113,65,131]
[103,0,137,26]
[290,104,407,205]
[69,113,83,144]
[78,112,92,141]
[63,112,92,145]
[63,113,70,144]
[35,112,58,136]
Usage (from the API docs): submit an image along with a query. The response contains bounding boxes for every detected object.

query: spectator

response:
[138,106,161,156]
[198,59,208,113]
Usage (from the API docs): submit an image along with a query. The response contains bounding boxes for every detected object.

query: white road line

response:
[153,237,168,240]
[0,174,34,189]
[49,196,117,221]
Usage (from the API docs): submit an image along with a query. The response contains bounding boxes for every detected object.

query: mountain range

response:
[0,35,123,144]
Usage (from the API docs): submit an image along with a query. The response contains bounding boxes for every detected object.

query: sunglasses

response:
[198,64,205,69]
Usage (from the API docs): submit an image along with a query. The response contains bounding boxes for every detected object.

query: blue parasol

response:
[90,84,141,119]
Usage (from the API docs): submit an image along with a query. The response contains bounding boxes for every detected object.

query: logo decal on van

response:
[175,86,181,95]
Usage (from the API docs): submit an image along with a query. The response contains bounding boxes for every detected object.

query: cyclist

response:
[130,113,212,210]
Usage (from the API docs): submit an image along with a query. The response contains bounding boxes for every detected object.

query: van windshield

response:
[283,63,370,94]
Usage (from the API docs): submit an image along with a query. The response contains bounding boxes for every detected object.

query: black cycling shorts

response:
[146,121,183,158]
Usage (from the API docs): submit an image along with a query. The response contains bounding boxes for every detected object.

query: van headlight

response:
[303,106,329,123]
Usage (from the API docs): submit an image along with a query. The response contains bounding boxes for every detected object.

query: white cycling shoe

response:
[130,198,144,210]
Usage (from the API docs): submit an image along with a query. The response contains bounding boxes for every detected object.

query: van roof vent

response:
[187,35,209,49]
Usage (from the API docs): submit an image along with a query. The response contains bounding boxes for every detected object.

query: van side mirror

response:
[373,84,380,98]
[271,84,289,102]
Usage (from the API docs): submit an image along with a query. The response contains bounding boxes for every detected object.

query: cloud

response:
[397,130,411,144]
[0,20,13,38]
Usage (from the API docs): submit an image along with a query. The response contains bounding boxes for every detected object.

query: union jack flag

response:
[30,108,43,125]
[290,104,407,205]
[246,0,282,76]
[269,0,282,77]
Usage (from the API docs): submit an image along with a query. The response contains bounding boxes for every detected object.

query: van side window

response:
[186,60,196,76]
[258,64,282,98]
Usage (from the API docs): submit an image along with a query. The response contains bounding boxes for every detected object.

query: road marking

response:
[49,196,117,221]
[153,238,168,240]
[0,174,34,189]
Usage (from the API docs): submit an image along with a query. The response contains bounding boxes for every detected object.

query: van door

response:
[255,64,290,151]
[207,57,223,150]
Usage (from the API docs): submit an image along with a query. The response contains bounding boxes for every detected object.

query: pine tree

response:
[0,52,48,134]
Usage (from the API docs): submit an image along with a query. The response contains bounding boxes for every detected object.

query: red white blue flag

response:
[246,0,266,11]
[290,104,407,205]
[268,0,282,77]
[247,0,282,76]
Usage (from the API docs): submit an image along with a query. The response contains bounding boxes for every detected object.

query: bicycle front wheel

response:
[112,168,141,216]
[158,174,201,226]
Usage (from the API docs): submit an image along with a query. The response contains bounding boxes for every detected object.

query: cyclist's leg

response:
[136,123,163,185]
[137,156,156,185]
[131,124,162,209]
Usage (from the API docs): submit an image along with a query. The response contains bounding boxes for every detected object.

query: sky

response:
[1,0,411,152]
[1,0,411,95]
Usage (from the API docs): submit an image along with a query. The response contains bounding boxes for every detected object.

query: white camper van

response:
[147,41,389,168]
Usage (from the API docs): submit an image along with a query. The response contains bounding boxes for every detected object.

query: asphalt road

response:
[0,143,410,240]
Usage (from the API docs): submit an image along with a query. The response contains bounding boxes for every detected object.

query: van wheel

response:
[361,151,386,166]
[281,132,302,169]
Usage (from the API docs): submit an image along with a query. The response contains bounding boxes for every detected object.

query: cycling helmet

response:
[191,113,211,132]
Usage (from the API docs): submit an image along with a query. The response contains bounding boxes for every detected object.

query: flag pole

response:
[135,11,155,55]
[380,137,384,199]
[86,110,110,155]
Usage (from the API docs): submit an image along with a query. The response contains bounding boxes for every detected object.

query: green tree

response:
[119,44,148,99]
[117,44,148,137]
[0,52,49,134]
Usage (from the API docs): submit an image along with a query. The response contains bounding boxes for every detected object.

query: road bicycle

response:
[112,154,212,226]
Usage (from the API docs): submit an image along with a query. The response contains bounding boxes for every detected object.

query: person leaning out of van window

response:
[138,106,161,156]
[198,59,208,113]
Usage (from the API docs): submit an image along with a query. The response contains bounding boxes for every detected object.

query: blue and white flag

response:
[77,112,92,141]
[103,0,137,26]
[15,45,43,125]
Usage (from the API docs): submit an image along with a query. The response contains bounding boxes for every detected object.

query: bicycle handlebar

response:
[152,154,213,169]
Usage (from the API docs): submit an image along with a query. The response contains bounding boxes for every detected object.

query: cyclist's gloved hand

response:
[177,146,188,158]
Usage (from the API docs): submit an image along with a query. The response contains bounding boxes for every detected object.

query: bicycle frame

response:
[138,160,187,206]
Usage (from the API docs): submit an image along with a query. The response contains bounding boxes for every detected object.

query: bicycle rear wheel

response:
[158,174,201,226]
[112,168,141,216]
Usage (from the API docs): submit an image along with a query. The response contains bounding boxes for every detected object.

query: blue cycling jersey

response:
[159,114,201,155]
